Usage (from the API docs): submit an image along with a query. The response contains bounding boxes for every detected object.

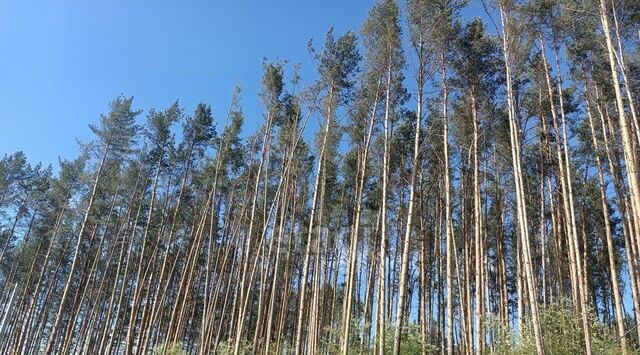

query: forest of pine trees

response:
[1,0,640,353]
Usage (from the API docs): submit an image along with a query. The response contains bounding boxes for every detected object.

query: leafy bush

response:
[152,342,187,355]
[215,339,253,355]
[322,320,437,354]
[204,305,632,355]
[491,303,634,355]
[380,323,438,354]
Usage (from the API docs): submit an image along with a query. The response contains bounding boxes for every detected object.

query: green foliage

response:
[152,342,187,355]
[491,304,633,355]
[261,61,285,105]
[312,27,360,96]
[406,0,466,51]
[380,324,438,355]
[322,320,437,354]
[183,102,215,151]
[215,339,253,355]
[144,100,181,163]
[361,0,406,110]
[452,18,500,95]
[88,95,141,159]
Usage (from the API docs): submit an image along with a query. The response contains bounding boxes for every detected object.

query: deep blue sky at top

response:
[0,0,489,168]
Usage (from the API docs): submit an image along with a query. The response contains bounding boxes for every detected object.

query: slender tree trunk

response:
[441,55,455,355]
[471,90,484,355]
[376,65,393,355]
[584,82,627,353]
[342,78,380,355]
[393,37,424,354]
[44,142,110,354]
[125,154,163,354]
[499,4,544,354]
[293,91,334,352]
[599,0,640,276]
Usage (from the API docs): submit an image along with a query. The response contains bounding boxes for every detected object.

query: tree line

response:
[1,0,639,353]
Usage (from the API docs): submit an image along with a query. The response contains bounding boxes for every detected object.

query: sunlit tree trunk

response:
[599,0,640,274]
[584,84,627,353]
[393,29,425,354]
[342,79,379,354]
[499,3,544,354]
[44,142,110,354]
[296,85,333,355]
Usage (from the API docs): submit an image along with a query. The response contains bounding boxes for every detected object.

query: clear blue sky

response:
[0,1,493,168]
[0,0,373,167]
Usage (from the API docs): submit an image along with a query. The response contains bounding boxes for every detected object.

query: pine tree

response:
[2,2,639,354]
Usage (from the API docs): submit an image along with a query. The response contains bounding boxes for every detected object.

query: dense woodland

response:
[1,0,640,353]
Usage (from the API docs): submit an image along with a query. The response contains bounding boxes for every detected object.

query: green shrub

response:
[152,342,187,355]
[215,339,253,355]
[208,305,631,355]
[322,319,437,354]
[491,303,634,355]
[379,323,438,355]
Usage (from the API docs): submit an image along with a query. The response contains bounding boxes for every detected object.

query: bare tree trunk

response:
[342,79,380,355]
[125,154,163,354]
[584,86,627,353]
[538,37,591,352]
[470,89,485,355]
[264,176,292,353]
[595,83,640,342]
[499,4,544,354]
[610,0,640,148]
[376,66,392,355]
[393,37,424,354]
[440,55,455,355]
[294,87,333,354]
[44,143,110,354]
[230,117,272,352]
[599,0,640,279]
